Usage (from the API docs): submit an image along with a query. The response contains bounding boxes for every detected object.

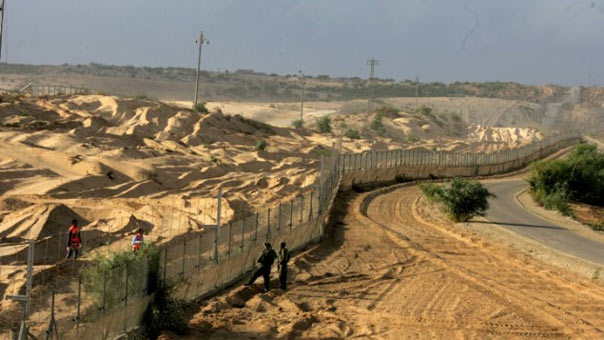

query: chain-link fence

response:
[19,83,89,96]
[339,131,581,185]
[0,132,581,339]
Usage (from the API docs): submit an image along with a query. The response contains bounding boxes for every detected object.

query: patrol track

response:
[184,186,604,339]
[360,185,604,339]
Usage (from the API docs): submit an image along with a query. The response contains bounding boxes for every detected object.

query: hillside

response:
[0,62,568,103]
[2,63,601,137]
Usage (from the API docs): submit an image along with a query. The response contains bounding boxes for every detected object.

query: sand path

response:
[185,185,604,339]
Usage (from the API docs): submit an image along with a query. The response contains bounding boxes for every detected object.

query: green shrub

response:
[143,281,188,337]
[81,244,160,314]
[407,134,420,143]
[135,94,152,100]
[416,105,433,116]
[420,178,496,222]
[193,102,209,113]
[291,119,304,129]
[528,143,604,214]
[318,148,331,157]
[255,140,267,151]
[376,105,400,117]
[370,113,385,136]
[587,222,604,232]
[317,117,332,133]
[533,186,572,216]
[344,129,361,140]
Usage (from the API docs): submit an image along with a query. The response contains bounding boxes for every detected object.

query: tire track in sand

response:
[187,187,603,339]
[360,185,604,338]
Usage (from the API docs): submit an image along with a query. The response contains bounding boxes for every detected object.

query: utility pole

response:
[415,75,420,111]
[0,0,5,62]
[193,30,209,109]
[299,70,305,122]
[367,58,379,115]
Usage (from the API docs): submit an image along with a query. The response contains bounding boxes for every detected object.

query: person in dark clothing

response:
[278,241,291,290]
[65,219,82,260]
[245,242,277,292]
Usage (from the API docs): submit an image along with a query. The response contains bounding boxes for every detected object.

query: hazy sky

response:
[4,0,604,85]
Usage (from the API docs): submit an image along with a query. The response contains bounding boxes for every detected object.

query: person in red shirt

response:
[132,228,144,253]
[65,219,82,260]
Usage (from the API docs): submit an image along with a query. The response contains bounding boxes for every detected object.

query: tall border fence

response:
[1,131,581,339]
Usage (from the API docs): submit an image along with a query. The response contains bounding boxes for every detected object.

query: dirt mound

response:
[0,203,86,241]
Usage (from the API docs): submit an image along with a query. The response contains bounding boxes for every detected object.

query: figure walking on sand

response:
[278,241,291,290]
[65,219,82,260]
[245,242,277,292]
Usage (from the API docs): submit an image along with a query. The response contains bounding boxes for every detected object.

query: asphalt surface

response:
[484,179,604,265]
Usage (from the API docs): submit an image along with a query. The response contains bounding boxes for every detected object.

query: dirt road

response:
[181,184,604,339]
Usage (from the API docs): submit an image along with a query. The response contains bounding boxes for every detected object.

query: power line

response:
[367,57,379,115]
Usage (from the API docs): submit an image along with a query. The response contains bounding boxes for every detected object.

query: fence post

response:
[289,200,293,230]
[254,212,259,241]
[371,142,376,169]
[331,142,337,179]
[240,219,245,250]
[300,195,304,223]
[319,153,324,212]
[102,269,107,337]
[163,248,167,281]
[197,234,202,270]
[213,187,222,263]
[266,208,271,242]
[76,275,81,336]
[124,263,129,333]
[399,149,403,167]
[124,262,129,308]
[182,239,187,273]
[278,203,282,231]
[308,190,314,221]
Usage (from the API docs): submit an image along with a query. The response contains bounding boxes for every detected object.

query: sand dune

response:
[0,93,547,322]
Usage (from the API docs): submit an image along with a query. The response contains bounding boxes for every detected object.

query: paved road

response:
[484,180,604,265]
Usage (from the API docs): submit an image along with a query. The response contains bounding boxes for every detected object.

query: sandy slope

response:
[0,93,578,333]
[0,94,332,318]
[180,186,604,339]
[174,99,545,153]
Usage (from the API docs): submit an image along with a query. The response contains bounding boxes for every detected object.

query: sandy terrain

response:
[0,91,595,337]
[0,94,335,321]
[0,92,547,326]
[176,185,604,339]
[171,99,545,154]
[0,93,542,326]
